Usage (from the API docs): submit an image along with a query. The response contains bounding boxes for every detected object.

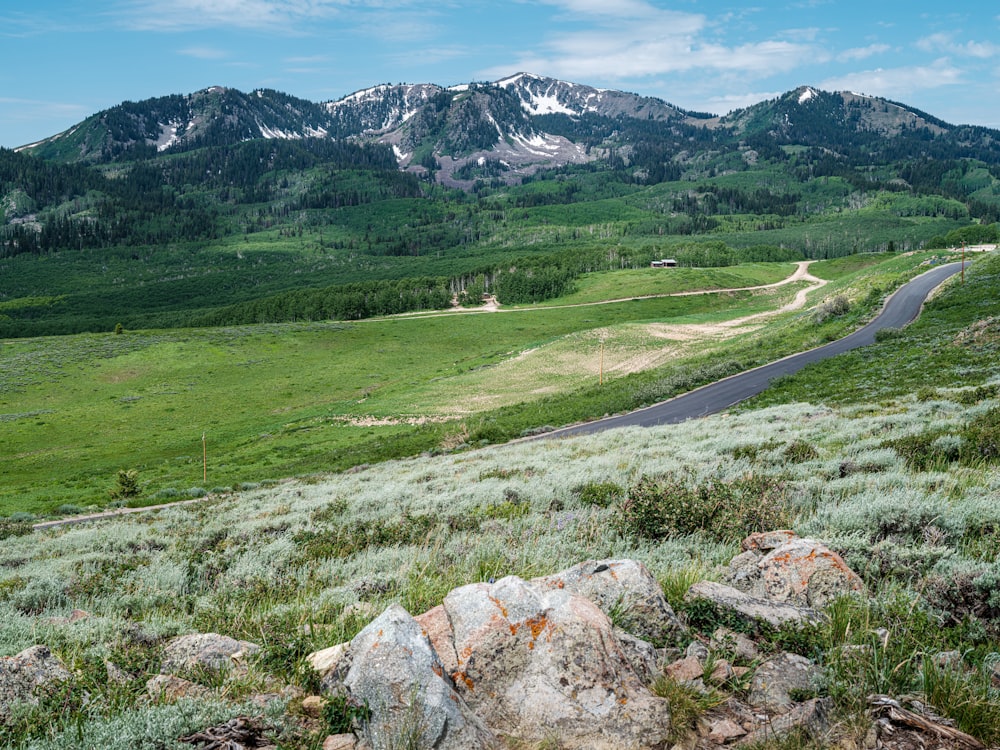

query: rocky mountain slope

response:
[21,73,998,186]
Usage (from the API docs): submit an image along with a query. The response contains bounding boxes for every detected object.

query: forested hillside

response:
[3,79,1000,336]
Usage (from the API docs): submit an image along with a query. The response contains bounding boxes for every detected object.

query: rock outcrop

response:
[684,580,823,630]
[0,645,71,722]
[304,548,867,749]
[161,632,260,675]
[729,531,864,609]
[309,560,674,749]
[533,558,685,644]
[338,604,499,750]
[439,574,672,749]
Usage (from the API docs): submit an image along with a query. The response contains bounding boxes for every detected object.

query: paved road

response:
[542,261,966,438]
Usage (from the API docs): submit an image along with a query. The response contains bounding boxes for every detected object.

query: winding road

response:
[541,260,967,439]
[32,259,967,530]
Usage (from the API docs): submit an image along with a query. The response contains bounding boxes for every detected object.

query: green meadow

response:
[0,252,962,516]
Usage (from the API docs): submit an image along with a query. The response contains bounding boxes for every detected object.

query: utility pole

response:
[599,337,605,386]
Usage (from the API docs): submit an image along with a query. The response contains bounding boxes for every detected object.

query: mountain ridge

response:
[19,73,991,187]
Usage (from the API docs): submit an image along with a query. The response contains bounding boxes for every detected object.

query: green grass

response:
[0,267,810,515]
[4,389,1000,747]
[531,263,794,306]
[1,250,963,516]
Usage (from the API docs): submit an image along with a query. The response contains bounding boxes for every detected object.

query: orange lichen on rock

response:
[526,614,548,640]
[453,670,475,691]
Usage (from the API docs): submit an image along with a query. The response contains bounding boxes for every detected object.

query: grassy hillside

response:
[0,251,980,518]
[0,262,805,515]
[3,355,1000,746]
[3,138,989,337]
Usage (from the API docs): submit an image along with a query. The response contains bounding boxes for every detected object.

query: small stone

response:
[0,645,72,722]
[741,530,798,552]
[146,674,210,702]
[932,650,963,670]
[307,642,348,677]
[708,718,747,743]
[161,633,259,674]
[748,653,822,714]
[686,640,709,662]
[664,655,704,683]
[302,695,328,718]
[105,660,130,685]
[711,627,760,663]
[738,698,830,746]
[323,735,357,750]
[708,658,733,685]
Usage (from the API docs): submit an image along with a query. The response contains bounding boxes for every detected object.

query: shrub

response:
[783,439,819,463]
[962,406,1000,461]
[615,471,791,543]
[572,481,624,508]
[954,384,1000,405]
[109,469,142,502]
[812,294,851,324]
[0,519,33,540]
[874,327,903,342]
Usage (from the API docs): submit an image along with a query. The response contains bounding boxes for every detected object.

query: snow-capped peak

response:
[798,87,817,104]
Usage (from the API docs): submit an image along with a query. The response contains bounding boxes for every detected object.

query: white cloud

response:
[917,32,1000,58]
[702,90,783,115]
[819,59,963,99]
[916,32,951,53]
[485,4,816,85]
[779,27,822,43]
[178,46,227,59]
[120,0,346,31]
[837,43,890,62]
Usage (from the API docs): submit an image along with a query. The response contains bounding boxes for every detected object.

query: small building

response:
[650,258,678,268]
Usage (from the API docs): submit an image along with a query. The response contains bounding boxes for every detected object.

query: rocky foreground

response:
[2,531,992,749]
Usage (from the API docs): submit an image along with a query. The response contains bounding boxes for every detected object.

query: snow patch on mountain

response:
[798,87,817,104]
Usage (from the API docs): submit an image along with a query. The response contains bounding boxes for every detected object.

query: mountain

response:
[323,82,445,137]
[23,87,341,163]
[19,75,1000,187]
[496,72,708,123]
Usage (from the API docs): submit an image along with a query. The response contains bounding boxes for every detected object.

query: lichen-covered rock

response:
[757,537,864,609]
[146,673,211,702]
[414,604,458,675]
[663,654,704,683]
[741,530,798,552]
[748,652,823,713]
[711,627,760,664]
[615,629,660,684]
[442,575,672,749]
[728,533,864,610]
[161,632,260,674]
[738,697,831,746]
[534,558,685,645]
[685,580,823,631]
[341,604,498,750]
[0,645,71,721]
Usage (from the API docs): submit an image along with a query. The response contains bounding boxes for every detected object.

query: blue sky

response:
[2,1,999,149]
